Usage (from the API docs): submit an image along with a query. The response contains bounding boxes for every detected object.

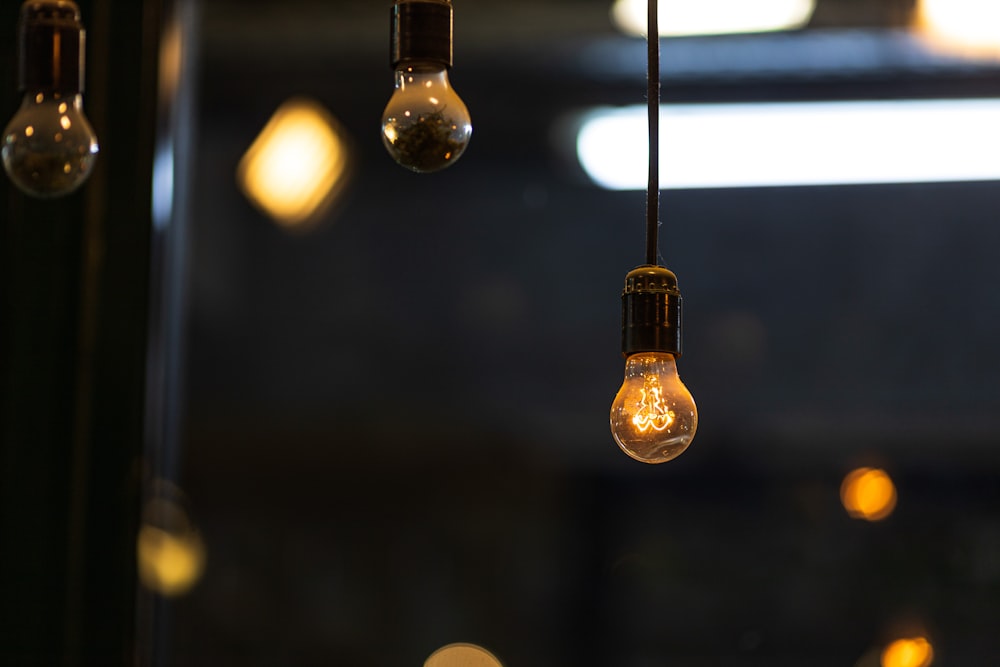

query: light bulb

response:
[611,352,697,463]
[383,0,471,173]
[611,265,697,463]
[382,64,471,173]
[2,0,99,198]
[3,92,98,197]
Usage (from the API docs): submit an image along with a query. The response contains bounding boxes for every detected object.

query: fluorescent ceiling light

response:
[915,0,1000,56]
[611,0,815,37]
[575,99,1000,190]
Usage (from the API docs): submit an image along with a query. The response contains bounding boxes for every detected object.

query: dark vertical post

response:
[0,0,175,664]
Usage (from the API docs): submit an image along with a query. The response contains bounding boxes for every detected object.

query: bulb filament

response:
[631,378,675,432]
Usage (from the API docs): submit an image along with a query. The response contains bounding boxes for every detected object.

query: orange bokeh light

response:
[841,467,897,521]
[881,637,934,667]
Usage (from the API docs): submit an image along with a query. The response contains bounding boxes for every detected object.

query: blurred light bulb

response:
[611,351,697,463]
[2,1,98,198]
[383,0,471,173]
[3,92,98,197]
[382,64,471,173]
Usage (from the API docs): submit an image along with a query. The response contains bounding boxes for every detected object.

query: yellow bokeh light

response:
[137,524,206,597]
[424,643,504,667]
[841,467,897,521]
[611,0,815,37]
[237,97,351,229]
[881,637,934,667]
[915,0,1000,57]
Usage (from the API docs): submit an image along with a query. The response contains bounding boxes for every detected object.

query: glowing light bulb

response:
[382,0,471,173]
[611,352,697,463]
[610,266,697,463]
[2,1,99,198]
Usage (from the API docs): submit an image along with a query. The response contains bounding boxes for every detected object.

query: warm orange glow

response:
[611,352,697,463]
[841,467,897,521]
[137,524,206,597]
[424,643,504,667]
[915,0,1000,57]
[137,493,206,597]
[237,98,351,229]
[881,637,934,667]
[158,17,184,102]
[631,377,675,432]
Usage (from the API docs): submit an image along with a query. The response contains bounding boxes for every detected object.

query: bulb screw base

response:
[390,0,453,69]
[18,0,86,94]
[621,265,683,358]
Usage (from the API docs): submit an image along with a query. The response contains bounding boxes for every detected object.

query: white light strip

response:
[576,99,1000,189]
[611,0,816,37]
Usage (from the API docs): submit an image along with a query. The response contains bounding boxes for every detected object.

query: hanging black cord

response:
[645,0,660,267]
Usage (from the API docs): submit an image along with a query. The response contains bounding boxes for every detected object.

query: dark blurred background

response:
[3,0,1000,665]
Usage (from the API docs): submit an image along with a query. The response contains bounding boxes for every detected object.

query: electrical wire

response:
[645,0,660,267]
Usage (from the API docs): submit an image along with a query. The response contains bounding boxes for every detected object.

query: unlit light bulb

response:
[3,92,98,197]
[2,0,99,198]
[382,64,471,173]
[383,0,471,173]
[611,351,697,463]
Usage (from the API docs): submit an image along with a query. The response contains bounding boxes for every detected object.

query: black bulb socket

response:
[621,265,683,358]
[18,0,85,94]
[390,0,453,69]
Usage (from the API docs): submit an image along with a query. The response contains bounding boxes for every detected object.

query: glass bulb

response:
[610,351,697,463]
[382,65,471,173]
[2,92,99,198]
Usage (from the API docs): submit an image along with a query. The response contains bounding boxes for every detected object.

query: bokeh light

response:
[841,467,897,521]
[424,643,504,667]
[237,97,351,229]
[881,637,934,667]
[137,525,206,597]
[137,494,206,597]
[915,0,1000,57]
